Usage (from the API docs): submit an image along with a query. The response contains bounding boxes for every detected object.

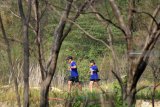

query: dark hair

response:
[66,56,73,60]
[90,60,95,64]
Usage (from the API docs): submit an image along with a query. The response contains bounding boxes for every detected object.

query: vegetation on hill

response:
[0,0,160,106]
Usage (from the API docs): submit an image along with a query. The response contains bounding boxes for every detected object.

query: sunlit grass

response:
[0,80,160,106]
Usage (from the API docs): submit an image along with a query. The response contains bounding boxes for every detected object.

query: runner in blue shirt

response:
[66,56,82,92]
[89,60,100,92]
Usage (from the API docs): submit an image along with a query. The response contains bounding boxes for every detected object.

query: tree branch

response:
[18,0,26,21]
[132,28,160,91]
[67,19,111,50]
[54,0,73,38]
[33,0,46,80]
[132,9,159,28]
[155,83,160,89]
[109,0,131,37]
[136,86,149,94]
[46,0,74,69]
[39,1,48,21]
[111,70,123,89]
[128,0,136,30]
[61,0,95,42]
[9,9,36,34]
[148,5,160,34]
[47,1,76,14]
[26,0,32,23]
[109,0,133,61]
[83,11,125,34]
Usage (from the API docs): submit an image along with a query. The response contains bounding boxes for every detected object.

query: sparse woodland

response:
[0,0,160,107]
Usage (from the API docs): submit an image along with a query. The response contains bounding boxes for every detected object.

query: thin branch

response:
[61,0,95,41]
[111,70,123,89]
[34,0,46,80]
[18,0,26,21]
[136,83,160,94]
[155,83,160,89]
[148,5,160,34]
[132,9,159,27]
[47,1,76,14]
[67,19,111,50]
[109,0,130,37]
[39,1,48,21]
[9,9,21,18]
[128,0,136,30]
[26,0,32,23]
[0,36,23,44]
[48,3,61,16]
[136,86,149,94]
[9,9,36,34]
[90,5,107,25]
[54,0,73,38]
[83,11,125,34]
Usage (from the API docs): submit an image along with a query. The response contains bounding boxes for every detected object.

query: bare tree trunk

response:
[40,76,52,107]
[23,24,30,107]
[18,0,32,106]
[108,0,160,106]
[39,0,92,106]
[39,0,73,105]
[40,84,49,107]
[124,86,136,107]
[0,14,21,107]
[40,42,61,107]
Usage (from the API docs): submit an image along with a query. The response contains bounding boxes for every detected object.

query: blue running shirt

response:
[70,61,79,77]
[90,65,99,80]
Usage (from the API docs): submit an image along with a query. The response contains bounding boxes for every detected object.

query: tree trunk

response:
[23,22,30,107]
[123,87,136,107]
[18,0,31,106]
[125,94,135,107]
[39,0,91,106]
[40,79,50,107]
[39,61,58,107]
[40,44,60,107]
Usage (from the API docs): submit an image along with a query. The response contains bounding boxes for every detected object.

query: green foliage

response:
[111,81,123,107]
[0,0,160,106]
[0,50,10,83]
[0,82,160,106]
[136,88,160,100]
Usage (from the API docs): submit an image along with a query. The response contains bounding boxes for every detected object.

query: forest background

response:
[0,0,160,107]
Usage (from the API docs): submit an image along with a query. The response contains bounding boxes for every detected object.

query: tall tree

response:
[0,14,21,107]
[38,0,94,106]
[91,0,160,106]
[17,0,31,107]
